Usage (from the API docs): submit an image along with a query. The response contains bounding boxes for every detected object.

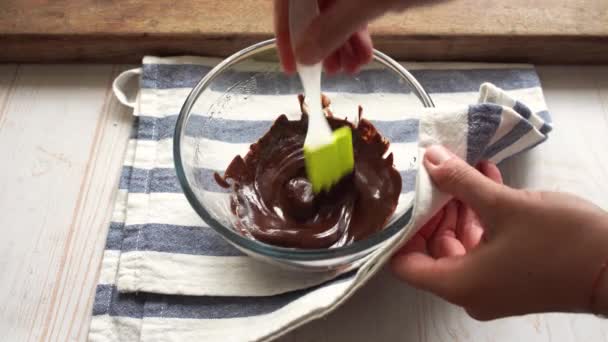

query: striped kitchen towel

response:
[89,57,552,342]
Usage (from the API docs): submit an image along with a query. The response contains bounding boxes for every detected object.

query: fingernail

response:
[425,145,451,166]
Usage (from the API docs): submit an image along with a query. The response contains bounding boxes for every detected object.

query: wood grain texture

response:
[0,65,134,341]
[1,0,607,63]
[0,65,607,341]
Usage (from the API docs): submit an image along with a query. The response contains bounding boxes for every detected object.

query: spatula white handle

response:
[289,0,333,147]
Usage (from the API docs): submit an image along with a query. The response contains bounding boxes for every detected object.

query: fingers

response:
[394,208,445,258]
[429,201,466,258]
[391,200,475,300]
[396,234,427,255]
[456,202,485,250]
[319,0,341,74]
[280,0,444,72]
[431,235,467,259]
[423,145,508,216]
[346,27,373,73]
[391,251,471,296]
[418,208,445,240]
[274,0,296,73]
[403,159,503,254]
[322,27,373,74]
[278,0,375,74]
[391,157,510,309]
[350,27,373,64]
[338,40,357,74]
[478,160,503,185]
[294,0,383,65]
[323,50,341,74]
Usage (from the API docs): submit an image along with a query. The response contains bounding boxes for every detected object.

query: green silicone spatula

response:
[289,0,355,193]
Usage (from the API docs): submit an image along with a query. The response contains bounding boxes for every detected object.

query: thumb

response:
[423,145,508,215]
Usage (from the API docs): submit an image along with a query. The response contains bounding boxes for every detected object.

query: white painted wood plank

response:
[0,65,18,130]
[531,66,608,342]
[0,65,134,342]
[44,66,136,342]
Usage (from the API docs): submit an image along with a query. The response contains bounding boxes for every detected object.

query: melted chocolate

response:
[215,97,401,249]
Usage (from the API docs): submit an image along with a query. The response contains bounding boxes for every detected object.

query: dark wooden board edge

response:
[2,34,607,64]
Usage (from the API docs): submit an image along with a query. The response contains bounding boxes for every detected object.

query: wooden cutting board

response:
[1,0,607,63]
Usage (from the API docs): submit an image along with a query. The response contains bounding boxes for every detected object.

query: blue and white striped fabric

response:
[89,57,552,342]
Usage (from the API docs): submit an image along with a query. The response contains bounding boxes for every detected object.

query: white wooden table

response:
[0,65,606,342]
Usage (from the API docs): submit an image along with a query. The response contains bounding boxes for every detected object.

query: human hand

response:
[391,145,608,320]
[274,0,428,74]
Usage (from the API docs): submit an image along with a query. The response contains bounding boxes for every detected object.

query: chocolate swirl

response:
[215,98,401,249]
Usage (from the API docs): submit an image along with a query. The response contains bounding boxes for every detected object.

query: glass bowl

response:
[174,38,434,271]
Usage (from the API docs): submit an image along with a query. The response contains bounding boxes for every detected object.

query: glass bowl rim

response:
[174,38,435,261]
